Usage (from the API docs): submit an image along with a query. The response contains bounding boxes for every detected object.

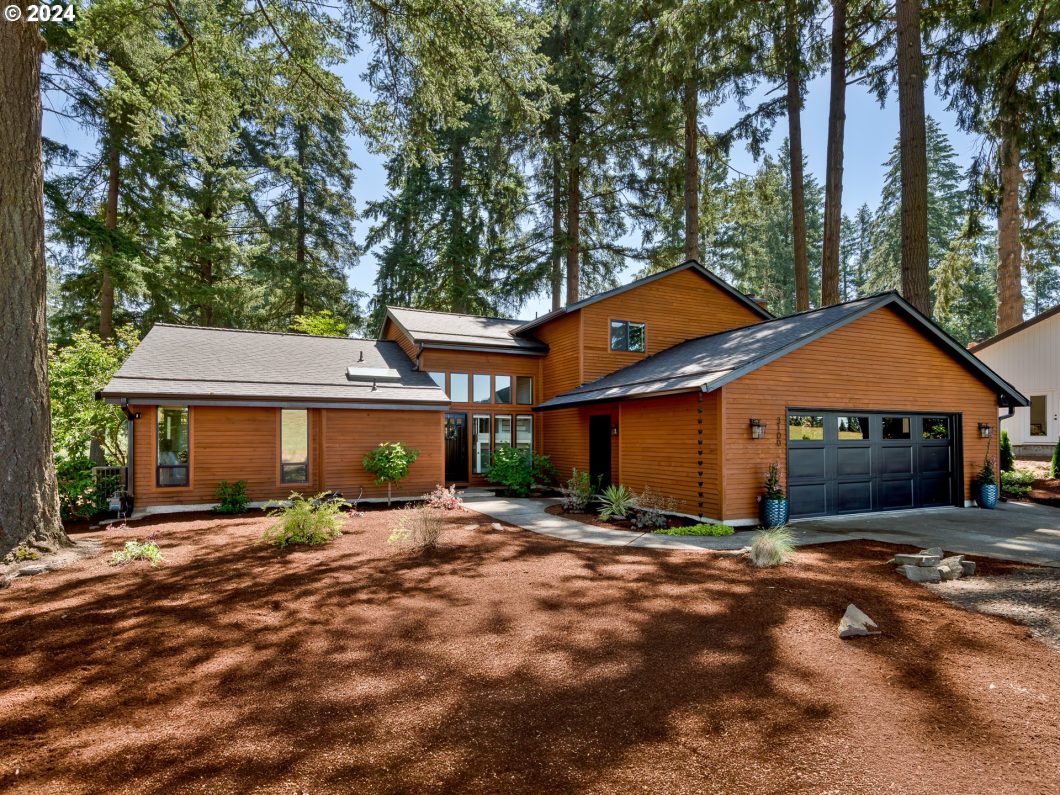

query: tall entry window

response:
[157,406,189,486]
[610,320,646,352]
[281,409,309,483]
[1030,395,1047,436]
[472,415,492,474]
[495,415,513,448]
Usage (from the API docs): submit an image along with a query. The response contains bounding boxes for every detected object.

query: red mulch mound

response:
[1,510,1059,794]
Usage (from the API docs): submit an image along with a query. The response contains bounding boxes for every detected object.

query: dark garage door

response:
[786,411,958,519]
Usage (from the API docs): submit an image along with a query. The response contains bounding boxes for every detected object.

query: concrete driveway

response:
[795,501,1060,567]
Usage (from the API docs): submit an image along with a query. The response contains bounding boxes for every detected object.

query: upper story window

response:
[495,375,511,404]
[450,373,469,402]
[610,320,646,352]
[473,373,492,403]
[281,409,309,483]
[428,372,446,391]
[515,376,533,405]
[157,406,189,487]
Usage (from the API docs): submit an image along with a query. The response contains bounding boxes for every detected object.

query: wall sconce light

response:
[612,424,619,437]
[978,422,992,438]
[749,418,767,439]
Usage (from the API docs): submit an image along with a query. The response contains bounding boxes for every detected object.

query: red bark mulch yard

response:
[2,509,1059,794]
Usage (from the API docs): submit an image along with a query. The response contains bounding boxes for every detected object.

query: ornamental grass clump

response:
[261,493,346,549]
[748,527,796,568]
[110,539,164,567]
[388,505,445,551]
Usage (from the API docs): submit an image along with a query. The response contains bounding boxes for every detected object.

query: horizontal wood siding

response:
[382,320,419,361]
[720,306,1000,521]
[321,409,444,498]
[129,404,444,508]
[618,392,720,519]
[578,267,764,384]
[542,407,589,481]
[535,311,582,400]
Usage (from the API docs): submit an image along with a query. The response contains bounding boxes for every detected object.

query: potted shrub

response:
[760,462,789,528]
[973,455,999,509]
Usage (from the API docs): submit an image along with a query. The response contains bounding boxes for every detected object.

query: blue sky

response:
[44,51,982,324]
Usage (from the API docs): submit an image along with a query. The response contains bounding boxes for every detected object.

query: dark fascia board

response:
[511,260,773,336]
[970,302,1060,353]
[701,292,1029,407]
[533,385,702,412]
[380,307,547,353]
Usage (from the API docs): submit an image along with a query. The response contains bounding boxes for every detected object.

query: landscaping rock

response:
[490,523,505,532]
[838,604,881,639]
[17,564,49,577]
[894,552,942,567]
[918,547,944,559]
[939,555,966,581]
[898,564,942,583]
[960,560,977,577]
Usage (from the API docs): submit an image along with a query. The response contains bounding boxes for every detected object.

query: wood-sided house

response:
[102,261,1026,524]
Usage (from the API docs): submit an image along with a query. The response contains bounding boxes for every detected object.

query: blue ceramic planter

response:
[761,498,789,528]
[977,483,999,509]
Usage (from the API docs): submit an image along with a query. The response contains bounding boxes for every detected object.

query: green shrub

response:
[214,480,250,514]
[388,505,446,551]
[999,430,1014,472]
[363,442,420,506]
[1001,468,1035,498]
[749,527,795,567]
[763,462,785,500]
[655,523,735,537]
[110,539,164,567]
[486,447,556,497]
[261,493,346,549]
[1052,437,1060,479]
[598,484,637,521]
[630,486,678,530]
[559,467,598,512]
[55,454,105,521]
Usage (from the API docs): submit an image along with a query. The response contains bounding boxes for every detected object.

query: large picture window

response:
[610,320,646,352]
[473,415,492,474]
[281,409,309,483]
[516,415,533,449]
[157,406,189,487]
[473,374,492,403]
[515,376,533,405]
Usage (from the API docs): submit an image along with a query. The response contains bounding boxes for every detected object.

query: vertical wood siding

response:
[129,404,444,508]
[719,306,1000,520]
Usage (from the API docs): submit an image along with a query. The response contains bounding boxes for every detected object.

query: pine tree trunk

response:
[551,148,563,310]
[821,0,846,307]
[786,0,810,313]
[0,16,68,557]
[996,129,1024,332]
[295,132,307,318]
[683,77,701,264]
[100,141,119,337]
[895,0,931,315]
[566,152,580,305]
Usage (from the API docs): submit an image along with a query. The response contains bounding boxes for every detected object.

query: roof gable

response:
[513,260,771,336]
[535,293,1028,411]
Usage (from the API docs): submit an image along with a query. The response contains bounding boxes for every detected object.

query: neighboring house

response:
[102,260,1026,523]
[972,304,1060,457]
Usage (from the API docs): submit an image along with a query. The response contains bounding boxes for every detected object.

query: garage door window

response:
[882,416,910,439]
[837,416,870,440]
[922,417,949,439]
[789,415,824,441]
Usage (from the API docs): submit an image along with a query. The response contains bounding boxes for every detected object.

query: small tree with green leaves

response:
[999,430,1014,472]
[363,442,420,506]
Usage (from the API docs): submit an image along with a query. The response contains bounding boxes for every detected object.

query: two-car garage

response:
[786,410,960,519]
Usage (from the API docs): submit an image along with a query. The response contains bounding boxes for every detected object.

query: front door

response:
[588,415,612,490]
[445,413,468,483]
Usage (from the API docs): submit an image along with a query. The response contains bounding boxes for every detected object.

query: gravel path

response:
[928,569,1060,653]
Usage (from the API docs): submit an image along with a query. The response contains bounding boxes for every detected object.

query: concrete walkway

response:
[795,501,1060,567]
[463,496,850,552]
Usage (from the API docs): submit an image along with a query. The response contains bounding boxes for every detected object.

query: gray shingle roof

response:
[385,306,548,352]
[101,325,448,406]
[535,293,1028,410]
